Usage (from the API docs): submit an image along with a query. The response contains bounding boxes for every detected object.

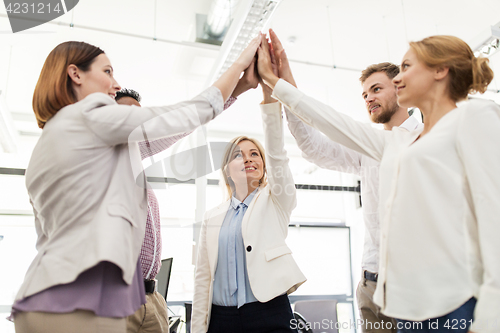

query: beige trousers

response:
[356,274,398,333]
[126,291,169,333]
[14,310,126,333]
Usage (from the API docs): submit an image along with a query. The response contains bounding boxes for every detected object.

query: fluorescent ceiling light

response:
[205,0,282,85]
[471,21,500,58]
[205,0,242,38]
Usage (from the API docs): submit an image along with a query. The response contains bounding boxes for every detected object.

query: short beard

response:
[370,99,399,124]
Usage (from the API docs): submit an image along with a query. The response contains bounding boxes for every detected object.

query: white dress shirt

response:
[273,79,500,333]
[286,109,420,273]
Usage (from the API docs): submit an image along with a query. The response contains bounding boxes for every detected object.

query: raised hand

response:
[213,34,260,101]
[269,29,297,87]
[268,39,279,79]
[232,58,259,98]
[260,38,279,104]
[234,35,261,70]
[257,33,279,89]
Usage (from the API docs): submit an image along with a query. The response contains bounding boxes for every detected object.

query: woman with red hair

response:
[12,37,260,333]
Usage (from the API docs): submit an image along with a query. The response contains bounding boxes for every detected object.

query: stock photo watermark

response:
[290,318,499,331]
[4,0,79,33]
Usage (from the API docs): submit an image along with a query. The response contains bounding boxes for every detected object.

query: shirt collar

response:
[399,115,421,131]
[230,187,259,209]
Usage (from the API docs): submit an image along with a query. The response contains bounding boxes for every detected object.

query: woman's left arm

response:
[260,97,297,215]
[258,37,296,216]
[458,100,500,333]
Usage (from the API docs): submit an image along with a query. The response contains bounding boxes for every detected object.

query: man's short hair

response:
[115,88,141,103]
[359,62,400,84]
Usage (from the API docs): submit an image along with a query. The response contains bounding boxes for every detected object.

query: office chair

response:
[293,299,339,333]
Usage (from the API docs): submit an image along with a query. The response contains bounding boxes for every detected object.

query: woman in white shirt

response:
[191,74,306,333]
[257,32,499,333]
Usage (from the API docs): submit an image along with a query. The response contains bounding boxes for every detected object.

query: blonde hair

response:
[221,136,268,199]
[409,35,494,102]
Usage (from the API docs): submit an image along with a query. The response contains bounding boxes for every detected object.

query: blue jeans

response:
[397,298,476,333]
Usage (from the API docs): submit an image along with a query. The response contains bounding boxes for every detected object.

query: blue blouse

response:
[212,188,259,308]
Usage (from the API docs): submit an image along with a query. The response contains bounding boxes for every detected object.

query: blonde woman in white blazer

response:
[192,72,306,332]
[12,37,261,333]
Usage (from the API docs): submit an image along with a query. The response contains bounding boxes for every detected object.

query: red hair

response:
[32,41,104,128]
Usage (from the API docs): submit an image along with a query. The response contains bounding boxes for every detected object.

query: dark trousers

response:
[397,298,476,333]
[207,294,298,333]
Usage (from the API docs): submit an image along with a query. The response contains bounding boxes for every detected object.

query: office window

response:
[287,226,352,296]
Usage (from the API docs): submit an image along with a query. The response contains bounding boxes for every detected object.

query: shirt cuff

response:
[272,79,304,111]
[201,86,224,116]
[259,101,281,114]
[224,96,237,110]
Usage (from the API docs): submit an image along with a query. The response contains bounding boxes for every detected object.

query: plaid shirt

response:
[138,96,236,280]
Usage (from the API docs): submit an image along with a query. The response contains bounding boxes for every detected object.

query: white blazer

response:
[191,102,307,333]
[16,87,224,302]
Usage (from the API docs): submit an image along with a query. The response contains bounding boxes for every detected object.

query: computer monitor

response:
[157,257,173,301]
[185,302,192,333]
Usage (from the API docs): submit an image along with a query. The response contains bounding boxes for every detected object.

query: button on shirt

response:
[212,188,259,308]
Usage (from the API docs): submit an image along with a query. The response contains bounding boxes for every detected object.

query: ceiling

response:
[1,0,500,172]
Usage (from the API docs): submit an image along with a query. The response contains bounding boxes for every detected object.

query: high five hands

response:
[231,30,296,102]
[256,29,297,90]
